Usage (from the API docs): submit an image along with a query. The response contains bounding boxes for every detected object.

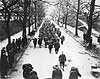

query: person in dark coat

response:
[23,64,33,79]
[69,67,81,79]
[59,52,66,70]
[54,42,60,54]
[22,64,38,79]
[83,32,86,42]
[87,37,92,49]
[57,30,61,37]
[48,43,53,54]
[38,37,42,48]
[52,65,62,79]
[97,35,100,44]
[44,37,48,48]
[33,38,37,48]
[8,48,15,68]
[16,37,22,50]
[12,39,17,54]
[60,36,65,45]
[1,47,9,78]
[29,70,39,79]
[22,37,27,47]
[6,43,12,53]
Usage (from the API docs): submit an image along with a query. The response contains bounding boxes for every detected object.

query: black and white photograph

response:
[0,0,100,79]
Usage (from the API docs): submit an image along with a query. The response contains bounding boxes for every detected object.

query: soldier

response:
[52,65,62,79]
[83,32,86,42]
[6,43,11,53]
[22,37,27,47]
[51,38,56,45]
[60,36,65,45]
[1,47,9,78]
[48,43,53,54]
[54,41,60,54]
[16,38,18,47]
[87,37,92,49]
[12,39,17,54]
[69,67,81,79]
[44,37,48,48]
[8,48,15,68]
[59,52,66,71]
[38,37,42,48]
[57,30,61,37]
[33,38,37,48]
[97,35,100,44]
[17,37,22,50]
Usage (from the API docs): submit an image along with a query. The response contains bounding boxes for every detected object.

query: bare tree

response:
[87,0,96,41]
[0,0,19,44]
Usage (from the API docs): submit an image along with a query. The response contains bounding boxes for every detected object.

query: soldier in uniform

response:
[48,43,53,54]
[60,36,65,45]
[97,35,100,44]
[22,37,27,47]
[83,32,86,42]
[16,37,22,50]
[44,37,48,48]
[87,37,92,49]
[33,38,37,48]
[38,37,42,48]
[59,52,66,70]
[54,41,60,54]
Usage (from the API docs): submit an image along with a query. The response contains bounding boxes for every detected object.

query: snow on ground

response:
[7,20,100,79]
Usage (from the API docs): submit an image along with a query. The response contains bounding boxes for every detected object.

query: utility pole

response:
[75,0,80,36]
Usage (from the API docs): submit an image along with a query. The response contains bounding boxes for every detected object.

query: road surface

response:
[7,20,100,79]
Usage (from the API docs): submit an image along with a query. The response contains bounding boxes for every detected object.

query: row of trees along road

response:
[0,0,45,44]
[56,0,100,42]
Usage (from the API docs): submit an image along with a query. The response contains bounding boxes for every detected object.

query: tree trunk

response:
[34,1,37,30]
[87,0,96,41]
[65,13,68,29]
[75,0,80,36]
[6,12,11,44]
[22,0,27,38]
[28,2,31,35]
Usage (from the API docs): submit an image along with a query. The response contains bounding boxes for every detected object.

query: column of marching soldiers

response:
[22,20,81,79]
[0,20,82,79]
[33,20,65,54]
